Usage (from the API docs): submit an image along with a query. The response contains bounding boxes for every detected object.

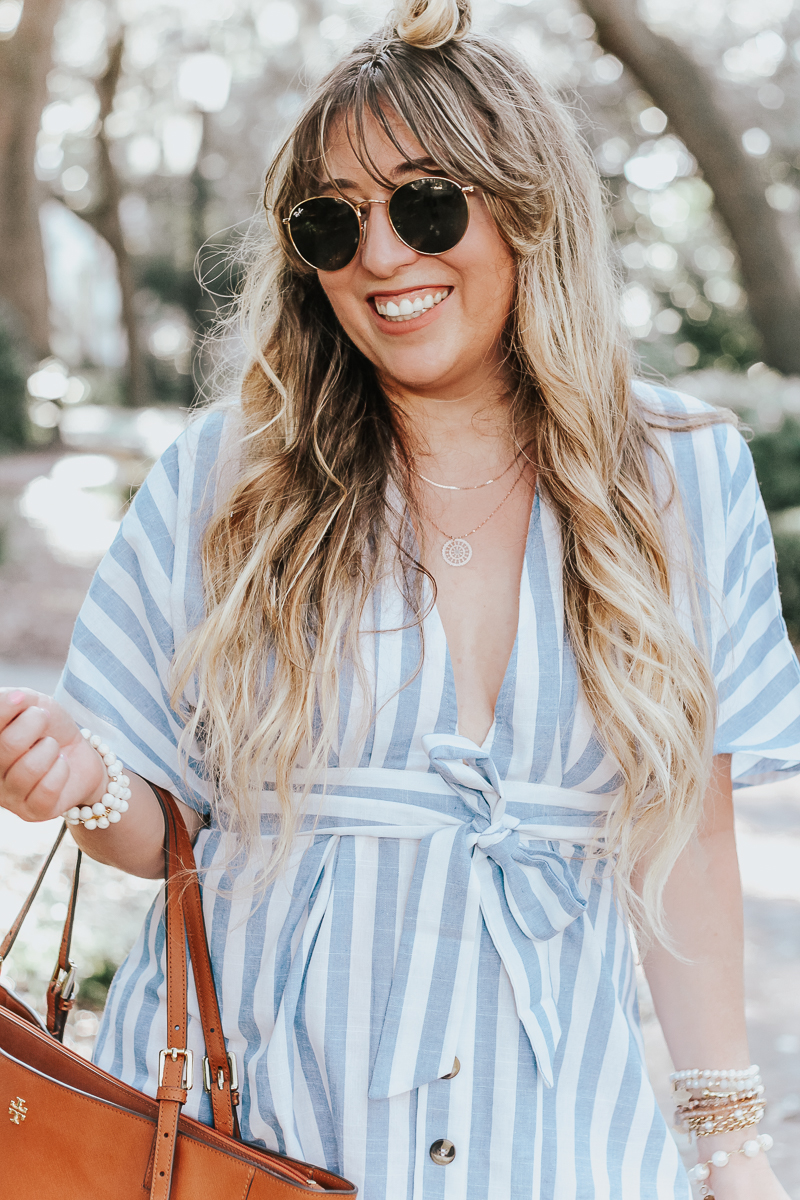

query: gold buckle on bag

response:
[158,1047,194,1090]
[202,1052,238,1093]
[50,960,76,1001]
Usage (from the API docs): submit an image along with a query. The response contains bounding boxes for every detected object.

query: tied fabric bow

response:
[367,734,589,1098]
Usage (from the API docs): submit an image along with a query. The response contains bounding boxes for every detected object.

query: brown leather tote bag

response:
[0,786,357,1199]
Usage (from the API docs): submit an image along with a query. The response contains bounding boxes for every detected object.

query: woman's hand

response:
[0,688,106,822]
[0,686,204,878]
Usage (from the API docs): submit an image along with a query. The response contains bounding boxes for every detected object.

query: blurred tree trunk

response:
[580,0,800,376]
[77,36,145,405]
[188,112,211,377]
[0,0,62,357]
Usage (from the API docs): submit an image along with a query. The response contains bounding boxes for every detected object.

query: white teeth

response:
[375,288,450,322]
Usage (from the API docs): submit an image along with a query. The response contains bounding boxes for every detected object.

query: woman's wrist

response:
[64,730,131,831]
[74,734,108,808]
[694,1125,766,1154]
[66,770,169,878]
[689,1130,776,1200]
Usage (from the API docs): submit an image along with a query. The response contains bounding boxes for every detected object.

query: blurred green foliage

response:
[140,257,200,313]
[679,307,762,373]
[750,420,800,643]
[773,532,800,644]
[77,958,117,1010]
[0,323,29,449]
[750,421,800,514]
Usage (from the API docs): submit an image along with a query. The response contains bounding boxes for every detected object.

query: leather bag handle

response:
[0,822,80,1041]
[148,786,238,1133]
[47,845,82,1040]
[144,786,240,1198]
[0,822,68,966]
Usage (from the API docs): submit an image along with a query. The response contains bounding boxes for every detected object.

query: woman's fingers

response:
[27,753,71,820]
[0,688,39,738]
[0,704,51,776]
[3,735,63,816]
[0,689,107,821]
[0,688,85,749]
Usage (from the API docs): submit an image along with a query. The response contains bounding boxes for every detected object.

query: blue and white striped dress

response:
[56,383,800,1199]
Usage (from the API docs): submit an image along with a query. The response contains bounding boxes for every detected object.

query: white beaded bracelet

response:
[63,730,131,831]
[672,1065,760,1082]
[672,1065,760,1092]
[688,1133,773,1185]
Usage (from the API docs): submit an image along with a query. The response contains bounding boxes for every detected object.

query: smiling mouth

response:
[372,287,452,323]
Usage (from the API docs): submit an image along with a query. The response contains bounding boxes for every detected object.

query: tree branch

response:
[76,35,146,405]
[580,0,800,375]
[0,0,63,356]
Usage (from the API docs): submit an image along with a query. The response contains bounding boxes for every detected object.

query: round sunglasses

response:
[282,176,474,273]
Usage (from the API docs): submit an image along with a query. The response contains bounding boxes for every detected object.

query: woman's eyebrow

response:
[391,157,442,178]
[314,159,444,194]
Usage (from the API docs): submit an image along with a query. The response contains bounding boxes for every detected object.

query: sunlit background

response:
[0,0,800,1192]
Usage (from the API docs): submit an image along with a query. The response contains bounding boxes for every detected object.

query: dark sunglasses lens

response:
[287,197,360,271]
[388,178,469,255]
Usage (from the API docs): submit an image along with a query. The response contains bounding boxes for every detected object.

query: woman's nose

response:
[359,201,418,276]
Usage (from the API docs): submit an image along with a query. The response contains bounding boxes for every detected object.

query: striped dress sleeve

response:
[54,409,232,813]
[711,421,800,785]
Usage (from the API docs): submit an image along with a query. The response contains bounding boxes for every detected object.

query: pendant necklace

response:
[427,467,525,567]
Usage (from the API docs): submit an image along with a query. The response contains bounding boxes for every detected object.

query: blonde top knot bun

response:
[393,0,471,50]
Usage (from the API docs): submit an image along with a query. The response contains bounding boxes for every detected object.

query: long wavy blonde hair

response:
[174,0,731,944]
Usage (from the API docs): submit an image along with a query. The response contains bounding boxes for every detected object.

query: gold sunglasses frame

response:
[282,177,475,271]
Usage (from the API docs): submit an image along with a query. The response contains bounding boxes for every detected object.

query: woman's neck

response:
[386,377,518,482]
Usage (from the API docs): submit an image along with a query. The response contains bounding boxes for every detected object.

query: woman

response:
[1,2,797,1196]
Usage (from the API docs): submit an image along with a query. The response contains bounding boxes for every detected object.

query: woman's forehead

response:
[317,108,442,189]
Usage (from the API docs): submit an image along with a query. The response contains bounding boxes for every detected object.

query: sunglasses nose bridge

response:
[357,199,389,248]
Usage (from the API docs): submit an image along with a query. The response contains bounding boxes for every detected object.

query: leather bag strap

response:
[148,788,242,1197]
[46,845,82,1040]
[0,821,67,964]
[0,820,79,1042]
[149,787,191,1198]
[149,787,237,1135]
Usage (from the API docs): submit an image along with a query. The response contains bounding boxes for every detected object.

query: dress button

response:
[440,1057,460,1080]
[429,1139,456,1166]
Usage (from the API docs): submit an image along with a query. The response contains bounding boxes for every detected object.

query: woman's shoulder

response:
[632,379,754,510]
[159,402,242,490]
[133,402,244,528]
[632,378,717,420]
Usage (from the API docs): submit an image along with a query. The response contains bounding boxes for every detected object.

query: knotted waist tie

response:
[263,734,614,1098]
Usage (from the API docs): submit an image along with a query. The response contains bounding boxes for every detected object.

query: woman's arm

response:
[0,687,204,879]
[642,754,789,1199]
[67,771,203,878]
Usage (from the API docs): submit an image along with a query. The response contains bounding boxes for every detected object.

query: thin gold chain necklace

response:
[426,467,525,567]
[411,452,518,492]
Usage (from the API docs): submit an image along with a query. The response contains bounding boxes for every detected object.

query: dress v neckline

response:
[425,484,541,754]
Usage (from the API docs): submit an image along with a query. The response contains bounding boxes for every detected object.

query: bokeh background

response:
[1,0,799,1191]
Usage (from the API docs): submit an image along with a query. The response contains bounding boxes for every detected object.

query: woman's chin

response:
[375,351,473,396]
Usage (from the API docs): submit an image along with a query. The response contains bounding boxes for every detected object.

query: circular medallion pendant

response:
[441,537,472,567]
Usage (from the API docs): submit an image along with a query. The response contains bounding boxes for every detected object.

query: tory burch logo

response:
[8,1096,27,1123]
